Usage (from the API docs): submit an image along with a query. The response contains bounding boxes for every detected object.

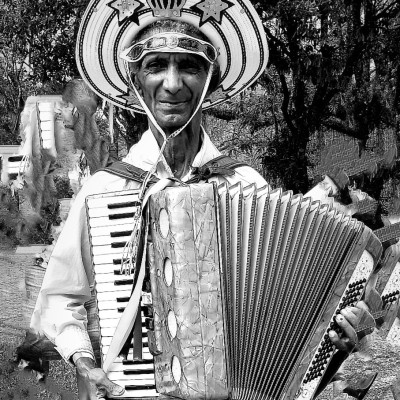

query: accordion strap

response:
[187,155,249,183]
[99,156,248,184]
[99,161,160,185]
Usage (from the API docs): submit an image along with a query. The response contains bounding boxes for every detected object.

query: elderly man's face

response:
[135,52,209,130]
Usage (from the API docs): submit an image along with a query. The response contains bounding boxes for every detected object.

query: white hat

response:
[76,0,269,113]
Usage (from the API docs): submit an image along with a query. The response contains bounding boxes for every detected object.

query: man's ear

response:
[133,75,144,96]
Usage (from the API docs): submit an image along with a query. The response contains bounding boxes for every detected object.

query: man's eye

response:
[146,61,167,70]
[180,62,202,72]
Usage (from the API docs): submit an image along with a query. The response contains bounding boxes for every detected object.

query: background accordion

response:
[146,182,382,400]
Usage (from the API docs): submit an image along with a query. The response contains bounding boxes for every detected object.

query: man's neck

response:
[150,122,202,179]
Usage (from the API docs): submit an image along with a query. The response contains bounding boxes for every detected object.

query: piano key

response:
[99,315,148,328]
[91,234,132,247]
[108,372,155,381]
[89,215,136,228]
[96,290,132,302]
[94,263,122,274]
[92,245,129,257]
[90,223,135,237]
[102,335,148,347]
[102,346,151,356]
[88,205,140,219]
[100,316,148,336]
[93,254,129,265]
[125,385,157,392]
[108,359,154,372]
[120,389,159,398]
[96,272,134,284]
[96,281,133,293]
[86,193,140,209]
[97,299,129,311]
[98,306,150,320]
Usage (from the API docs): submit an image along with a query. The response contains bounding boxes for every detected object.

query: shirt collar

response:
[122,127,221,180]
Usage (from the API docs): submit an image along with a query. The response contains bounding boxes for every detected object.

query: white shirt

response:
[31,128,268,362]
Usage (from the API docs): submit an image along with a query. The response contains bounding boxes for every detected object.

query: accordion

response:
[146,182,382,400]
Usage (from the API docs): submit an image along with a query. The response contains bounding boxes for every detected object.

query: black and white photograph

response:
[1,0,400,399]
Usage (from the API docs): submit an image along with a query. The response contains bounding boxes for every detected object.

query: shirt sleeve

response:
[30,171,136,363]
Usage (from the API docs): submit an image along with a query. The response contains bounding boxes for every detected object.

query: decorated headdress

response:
[76,0,269,113]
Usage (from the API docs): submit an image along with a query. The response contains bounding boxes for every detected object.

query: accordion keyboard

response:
[86,190,159,399]
[375,244,400,341]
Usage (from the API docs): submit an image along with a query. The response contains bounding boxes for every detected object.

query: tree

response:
[0,0,87,144]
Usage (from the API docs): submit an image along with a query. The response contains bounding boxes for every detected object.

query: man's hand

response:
[75,357,125,399]
[328,301,373,353]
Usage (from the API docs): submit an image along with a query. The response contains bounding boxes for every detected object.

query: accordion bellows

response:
[147,183,382,400]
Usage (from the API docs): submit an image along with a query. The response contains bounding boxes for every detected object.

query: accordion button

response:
[145,318,154,330]
[143,305,154,317]
[142,280,152,292]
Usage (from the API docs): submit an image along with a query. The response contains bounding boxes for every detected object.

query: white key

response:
[87,193,140,209]
[90,223,135,237]
[97,299,129,311]
[96,272,133,284]
[92,245,127,257]
[91,234,132,246]
[94,263,121,274]
[118,389,159,398]
[99,314,146,328]
[102,336,148,346]
[107,360,154,373]
[89,216,136,228]
[88,205,139,218]
[96,290,131,302]
[102,346,151,356]
[96,281,133,294]
[108,372,155,382]
[93,253,127,265]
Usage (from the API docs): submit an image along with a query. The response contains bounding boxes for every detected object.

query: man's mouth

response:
[160,100,187,105]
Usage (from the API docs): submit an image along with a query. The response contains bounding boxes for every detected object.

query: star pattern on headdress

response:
[191,0,233,26]
[147,0,187,17]
[117,88,141,107]
[109,0,144,25]
[207,86,230,103]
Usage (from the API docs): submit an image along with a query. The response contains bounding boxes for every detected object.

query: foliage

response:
[53,175,74,199]
[209,0,400,199]
[0,0,87,144]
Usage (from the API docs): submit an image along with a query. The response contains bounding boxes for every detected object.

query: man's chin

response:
[156,115,190,131]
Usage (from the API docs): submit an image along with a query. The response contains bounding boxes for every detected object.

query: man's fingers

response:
[329,329,355,352]
[340,306,363,326]
[331,314,358,352]
[106,381,125,397]
[356,300,370,312]
[87,368,125,397]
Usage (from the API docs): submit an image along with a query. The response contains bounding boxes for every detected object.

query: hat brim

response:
[76,0,268,113]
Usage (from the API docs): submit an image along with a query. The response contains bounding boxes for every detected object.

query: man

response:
[31,0,366,398]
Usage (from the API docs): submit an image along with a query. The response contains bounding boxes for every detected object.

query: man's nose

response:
[163,64,183,94]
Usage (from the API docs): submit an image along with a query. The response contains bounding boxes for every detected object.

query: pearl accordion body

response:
[373,243,400,341]
[146,182,382,400]
[86,189,159,399]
